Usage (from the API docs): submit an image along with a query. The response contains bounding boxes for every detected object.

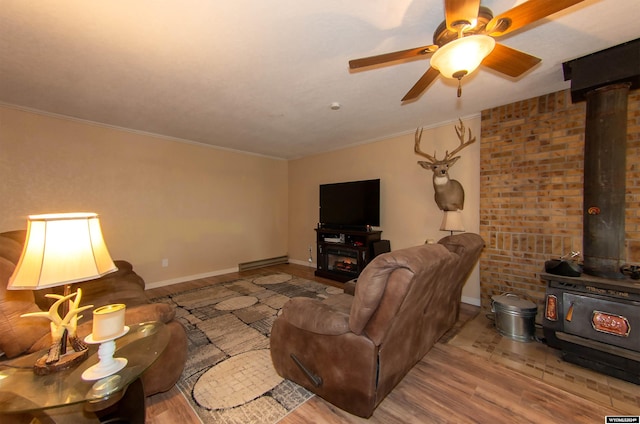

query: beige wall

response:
[0,105,481,303]
[288,116,482,304]
[0,106,288,285]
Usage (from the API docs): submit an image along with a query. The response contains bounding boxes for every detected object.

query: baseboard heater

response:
[238,255,289,271]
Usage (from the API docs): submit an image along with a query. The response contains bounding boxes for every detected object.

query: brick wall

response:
[479,88,640,313]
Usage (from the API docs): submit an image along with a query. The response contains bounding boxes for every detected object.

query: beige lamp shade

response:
[8,213,117,290]
[430,35,495,79]
[440,210,465,233]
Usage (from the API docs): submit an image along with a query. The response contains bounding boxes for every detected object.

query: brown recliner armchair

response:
[270,233,484,418]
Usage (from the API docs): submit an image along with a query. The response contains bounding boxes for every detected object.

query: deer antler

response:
[414,127,438,163]
[21,292,75,324]
[21,290,93,363]
[414,119,475,164]
[445,118,476,160]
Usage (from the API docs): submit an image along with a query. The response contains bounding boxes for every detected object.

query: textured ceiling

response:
[1,1,639,159]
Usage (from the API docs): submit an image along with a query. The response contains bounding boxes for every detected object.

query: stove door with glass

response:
[541,273,640,384]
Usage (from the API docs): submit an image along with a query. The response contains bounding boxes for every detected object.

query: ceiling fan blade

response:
[401,67,440,102]
[487,0,585,37]
[481,43,541,77]
[445,0,481,31]
[349,45,437,69]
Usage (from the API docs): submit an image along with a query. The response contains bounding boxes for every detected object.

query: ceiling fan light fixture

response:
[430,35,496,79]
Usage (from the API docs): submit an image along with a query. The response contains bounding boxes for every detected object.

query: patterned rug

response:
[152,272,344,424]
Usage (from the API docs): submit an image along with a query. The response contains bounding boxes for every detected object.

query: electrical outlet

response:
[162,258,169,267]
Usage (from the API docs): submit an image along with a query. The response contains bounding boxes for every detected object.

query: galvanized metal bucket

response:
[491,293,537,342]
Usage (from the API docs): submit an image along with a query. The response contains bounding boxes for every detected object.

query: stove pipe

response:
[582,83,631,279]
[563,39,640,279]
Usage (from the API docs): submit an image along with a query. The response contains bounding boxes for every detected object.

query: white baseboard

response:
[145,267,239,290]
[461,295,481,306]
[147,258,317,290]
[288,258,316,268]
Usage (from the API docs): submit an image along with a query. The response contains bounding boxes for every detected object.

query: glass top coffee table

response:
[0,321,169,416]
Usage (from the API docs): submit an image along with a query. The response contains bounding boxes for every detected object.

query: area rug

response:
[152,273,344,424]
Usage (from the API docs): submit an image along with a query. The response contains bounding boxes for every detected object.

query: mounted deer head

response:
[415,118,476,211]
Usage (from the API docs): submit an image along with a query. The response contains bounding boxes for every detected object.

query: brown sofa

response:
[0,230,187,396]
[270,232,484,418]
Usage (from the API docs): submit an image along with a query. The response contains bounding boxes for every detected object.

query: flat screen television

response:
[319,179,380,230]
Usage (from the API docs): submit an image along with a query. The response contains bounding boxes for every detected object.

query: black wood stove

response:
[546,41,640,384]
[541,272,640,384]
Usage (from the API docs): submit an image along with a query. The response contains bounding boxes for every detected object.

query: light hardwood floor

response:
[144,263,630,424]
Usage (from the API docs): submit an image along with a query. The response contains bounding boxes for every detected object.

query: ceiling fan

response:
[349,0,586,100]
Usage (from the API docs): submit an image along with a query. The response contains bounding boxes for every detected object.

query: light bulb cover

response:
[430,35,495,79]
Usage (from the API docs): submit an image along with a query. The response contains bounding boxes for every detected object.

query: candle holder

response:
[81,326,129,381]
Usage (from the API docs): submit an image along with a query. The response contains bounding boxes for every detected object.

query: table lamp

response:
[8,212,117,374]
[440,210,465,236]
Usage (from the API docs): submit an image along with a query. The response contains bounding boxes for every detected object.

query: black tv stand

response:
[314,228,382,282]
